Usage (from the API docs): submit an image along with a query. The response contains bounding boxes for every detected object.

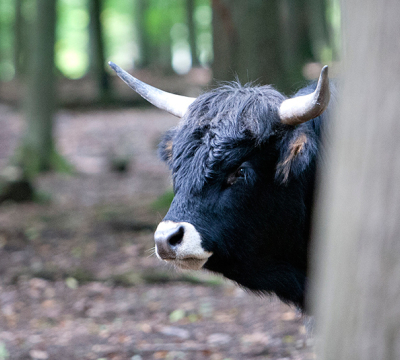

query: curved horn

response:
[279,65,330,126]
[108,62,196,118]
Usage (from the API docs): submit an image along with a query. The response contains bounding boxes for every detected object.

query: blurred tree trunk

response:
[89,0,111,102]
[136,0,173,74]
[157,33,173,74]
[187,0,199,67]
[13,0,25,78]
[135,0,151,68]
[0,0,10,75]
[306,0,330,62]
[154,1,174,75]
[0,0,70,203]
[311,0,400,358]
[22,0,57,176]
[212,0,283,88]
[212,0,318,92]
[280,0,315,84]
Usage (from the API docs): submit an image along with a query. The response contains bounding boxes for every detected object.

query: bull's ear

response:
[158,129,176,166]
[275,130,317,184]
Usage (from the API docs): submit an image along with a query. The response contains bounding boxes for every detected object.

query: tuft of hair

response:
[181,81,287,146]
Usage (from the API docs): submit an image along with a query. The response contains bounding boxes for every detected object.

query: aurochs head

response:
[109,62,330,307]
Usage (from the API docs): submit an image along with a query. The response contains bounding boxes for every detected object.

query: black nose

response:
[154,225,184,259]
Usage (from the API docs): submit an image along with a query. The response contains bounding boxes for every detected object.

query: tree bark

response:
[21,0,57,176]
[311,0,400,359]
[13,0,26,79]
[135,0,151,68]
[211,0,239,83]
[212,0,317,93]
[280,0,315,85]
[212,0,286,89]
[89,0,111,102]
[1,0,73,203]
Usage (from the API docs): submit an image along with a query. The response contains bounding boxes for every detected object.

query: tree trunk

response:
[280,0,315,85]
[0,0,58,203]
[212,0,317,93]
[211,0,238,83]
[1,0,74,203]
[311,0,400,359]
[212,0,286,89]
[306,0,330,62]
[13,0,25,78]
[187,0,199,67]
[21,0,57,176]
[135,0,152,69]
[89,0,111,102]
[0,0,12,80]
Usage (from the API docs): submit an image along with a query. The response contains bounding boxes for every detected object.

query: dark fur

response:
[158,81,332,309]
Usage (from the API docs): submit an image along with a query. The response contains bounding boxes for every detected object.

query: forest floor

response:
[0,104,315,360]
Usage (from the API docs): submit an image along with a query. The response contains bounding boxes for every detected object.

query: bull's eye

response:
[227,167,246,186]
[236,168,245,178]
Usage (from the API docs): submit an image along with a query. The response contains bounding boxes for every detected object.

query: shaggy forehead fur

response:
[169,83,287,193]
[182,83,286,140]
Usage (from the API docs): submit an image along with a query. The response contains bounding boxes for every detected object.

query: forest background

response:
[0,1,348,360]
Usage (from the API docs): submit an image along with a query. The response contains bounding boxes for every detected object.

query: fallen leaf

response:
[65,277,78,289]
[169,309,185,323]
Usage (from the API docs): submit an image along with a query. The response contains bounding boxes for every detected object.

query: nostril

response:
[154,223,186,260]
[168,226,184,247]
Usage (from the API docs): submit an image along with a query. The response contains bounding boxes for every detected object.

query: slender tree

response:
[280,0,315,83]
[21,0,57,175]
[0,0,13,79]
[187,0,199,67]
[13,0,25,78]
[306,0,331,61]
[152,0,174,74]
[1,0,69,203]
[311,0,400,358]
[135,0,151,68]
[89,0,111,102]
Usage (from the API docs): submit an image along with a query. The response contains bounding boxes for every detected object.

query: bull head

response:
[108,61,330,125]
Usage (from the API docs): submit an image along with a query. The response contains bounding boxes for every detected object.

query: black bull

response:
[109,62,332,309]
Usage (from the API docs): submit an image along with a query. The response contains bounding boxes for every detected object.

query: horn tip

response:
[321,65,329,77]
[108,61,118,72]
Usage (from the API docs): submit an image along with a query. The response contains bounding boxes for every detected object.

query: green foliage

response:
[326,0,341,60]
[102,0,135,67]
[195,2,213,64]
[147,0,186,44]
[56,0,90,78]
[0,0,16,81]
[0,0,339,81]
[0,0,213,81]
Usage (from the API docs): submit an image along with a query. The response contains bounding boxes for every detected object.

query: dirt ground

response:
[0,104,315,360]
